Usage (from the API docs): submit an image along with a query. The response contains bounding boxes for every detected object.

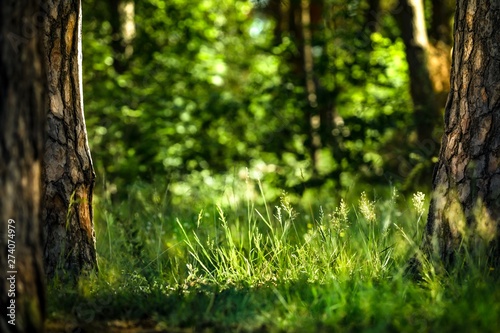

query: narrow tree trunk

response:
[426,0,453,111]
[299,0,322,172]
[364,0,381,35]
[108,0,135,73]
[395,0,440,145]
[264,0,336,175]
[0,1,46,331]
[270,0,320,172]
[429,0,454,45]
[42,0,97,279]
[267,0,284,45]
[424,0,500,268]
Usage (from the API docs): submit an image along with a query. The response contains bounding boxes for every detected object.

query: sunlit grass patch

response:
[46,179,500,332]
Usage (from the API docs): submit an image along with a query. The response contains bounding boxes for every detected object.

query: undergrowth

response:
[46,178,500,332]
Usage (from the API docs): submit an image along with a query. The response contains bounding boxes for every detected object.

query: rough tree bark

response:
[42,0,98,279]
[395,0,440,145]
[424,0,500,268]
[0,1,46,332]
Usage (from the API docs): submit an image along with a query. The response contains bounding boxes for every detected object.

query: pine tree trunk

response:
[424,0,500,268]
[0,1,46,332]
[42,0,97,279]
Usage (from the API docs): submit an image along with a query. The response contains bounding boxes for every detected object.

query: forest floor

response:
[43,189,500,333]
[46,319,166,333]
[45,319,222,333]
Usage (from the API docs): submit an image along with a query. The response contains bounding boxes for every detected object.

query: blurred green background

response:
[82,0,449,206]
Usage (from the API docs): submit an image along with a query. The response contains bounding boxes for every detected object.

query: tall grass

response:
[46,177,500,332]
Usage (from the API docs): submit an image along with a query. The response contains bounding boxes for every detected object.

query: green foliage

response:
[47,182,500,332]
[81,0,425,198]
[47,2,489,332]
[84,0,293,188]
